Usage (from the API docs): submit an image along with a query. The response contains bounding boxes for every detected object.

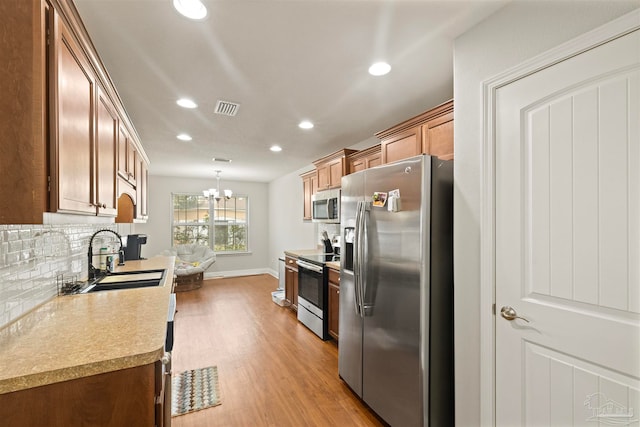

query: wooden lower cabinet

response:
[328,267,340,341]
[284,255,298,311]
[0,362,164,427]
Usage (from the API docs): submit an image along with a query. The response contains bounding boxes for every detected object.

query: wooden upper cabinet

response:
[118,124,138,186]
[136,158,149,220]
[52,15,96,215]
[313,149,356,190]
[0,0,149,223]
[376,100,454,164]
[347,144,382,173]
[95,84,118,216]
[423,110,453,160]
[301,170,317,220]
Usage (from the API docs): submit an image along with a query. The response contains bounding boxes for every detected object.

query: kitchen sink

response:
[81,269,166,293]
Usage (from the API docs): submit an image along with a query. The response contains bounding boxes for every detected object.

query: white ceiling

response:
[74,0,508,182]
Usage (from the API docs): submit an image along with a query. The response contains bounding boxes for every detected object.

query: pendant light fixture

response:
[203,170,232,201]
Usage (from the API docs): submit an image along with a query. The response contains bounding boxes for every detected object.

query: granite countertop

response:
[0,256,175,395]
[326,261,340,271]
[283,248,328,258]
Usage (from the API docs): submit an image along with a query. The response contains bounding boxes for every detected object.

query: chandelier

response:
[203,170,233,201]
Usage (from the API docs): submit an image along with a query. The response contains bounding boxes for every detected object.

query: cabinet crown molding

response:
[375,99,453,140]
[312,149,358,167]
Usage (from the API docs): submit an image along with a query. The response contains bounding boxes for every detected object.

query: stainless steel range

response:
[296,253,338,340]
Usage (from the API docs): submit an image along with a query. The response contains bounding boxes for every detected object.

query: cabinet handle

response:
[337,290,340,294]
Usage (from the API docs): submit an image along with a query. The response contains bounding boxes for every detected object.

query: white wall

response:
[266,136,381,273]
[453,2,639,425]
[136,175,269,275]
[267,166,318,273]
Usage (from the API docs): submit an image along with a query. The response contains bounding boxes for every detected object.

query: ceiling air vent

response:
[214,100,240,116]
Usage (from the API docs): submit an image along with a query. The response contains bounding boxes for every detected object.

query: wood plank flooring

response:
[171,274,386,427]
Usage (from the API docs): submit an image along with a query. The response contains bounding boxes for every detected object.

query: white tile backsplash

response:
[0,223,132,329]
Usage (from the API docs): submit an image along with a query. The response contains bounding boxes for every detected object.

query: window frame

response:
[170,192,250,254]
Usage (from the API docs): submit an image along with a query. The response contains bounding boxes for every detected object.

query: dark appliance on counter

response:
[340,155,453,426]
[124,234,147,261]
[296,253,338,340]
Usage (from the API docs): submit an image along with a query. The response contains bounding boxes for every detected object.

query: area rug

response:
[172,366,222,416]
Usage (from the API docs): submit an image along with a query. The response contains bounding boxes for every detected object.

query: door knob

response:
[500,306,530,323]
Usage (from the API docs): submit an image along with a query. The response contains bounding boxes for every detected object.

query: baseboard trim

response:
[204,268,274,279]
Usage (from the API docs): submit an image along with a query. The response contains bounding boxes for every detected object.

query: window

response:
[171,193,249,253]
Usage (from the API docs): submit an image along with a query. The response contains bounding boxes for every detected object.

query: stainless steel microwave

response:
[312,189,340,223]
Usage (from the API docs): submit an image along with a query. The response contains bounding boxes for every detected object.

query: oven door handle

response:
[296,259,324,273]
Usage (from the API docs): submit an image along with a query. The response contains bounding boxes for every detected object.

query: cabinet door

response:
[302,171,316,220]
[350,158,366,174]
[137,159,149,219]
[95,85,118,216]
[423,111,453,160]
[380,126,422,164]
[316,164,330,190]
[328,268,340,340]
[328,159,344,188]
[366,152,382,169]
[127,141,138,185]
[54,17,95,214]
[284,256,298,311]
[117,124,129,180]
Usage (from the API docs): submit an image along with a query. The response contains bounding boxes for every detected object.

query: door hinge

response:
[47,176,51,192]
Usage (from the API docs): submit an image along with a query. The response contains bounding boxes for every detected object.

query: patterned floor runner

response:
[172,366,222,416]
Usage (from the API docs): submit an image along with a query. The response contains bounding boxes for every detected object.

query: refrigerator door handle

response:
[354,201,363,316]
[360,201,370,316]
[354,200,369,318]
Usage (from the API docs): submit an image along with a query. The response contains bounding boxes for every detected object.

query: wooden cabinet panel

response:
[313,149,356,191]
[284,255,298,311]
[347,144,381,174]
[423,111,453,160]
[0,363,158,426]
[316,164,329,190]
[54,16,95,215]
[95,84,118,216]
[137,159,149,219]
[0,0,150,223]
[301,170,317,220]
[376,100,454,164]
[381,127,422,164]
[328,268,340,340]
[328,159,344,188]
[118,124,138,186]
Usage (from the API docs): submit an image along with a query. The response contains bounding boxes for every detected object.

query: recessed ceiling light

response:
[270,145,282,152]
[177,133,192,141]
[368,61,391,76]
[298,120,314,130]
[176,98,197,109]
[173,0,207,20]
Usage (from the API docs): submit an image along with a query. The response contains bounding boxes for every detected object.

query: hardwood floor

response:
[171,274,386,427]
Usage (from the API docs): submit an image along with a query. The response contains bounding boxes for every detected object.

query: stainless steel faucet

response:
[88,229,125,280]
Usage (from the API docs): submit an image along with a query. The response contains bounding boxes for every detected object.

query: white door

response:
[495,29,640,426]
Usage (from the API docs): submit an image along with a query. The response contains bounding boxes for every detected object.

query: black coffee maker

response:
[124,234,147,260]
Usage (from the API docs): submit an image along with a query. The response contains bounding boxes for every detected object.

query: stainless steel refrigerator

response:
[339,154,453,426]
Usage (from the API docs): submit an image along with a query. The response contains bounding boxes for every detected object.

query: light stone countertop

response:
[0,256,175,395]
[283,248,328,258]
